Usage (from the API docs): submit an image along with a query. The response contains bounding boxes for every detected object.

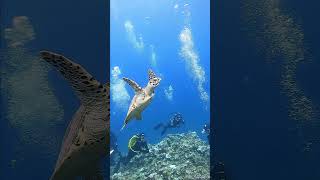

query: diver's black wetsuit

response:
[123,134,149,165]
[154,113,184,135]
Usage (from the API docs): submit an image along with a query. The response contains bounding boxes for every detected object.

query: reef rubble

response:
[111,132,210,180]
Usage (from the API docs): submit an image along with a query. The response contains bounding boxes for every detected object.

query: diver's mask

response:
[139,133,145,141]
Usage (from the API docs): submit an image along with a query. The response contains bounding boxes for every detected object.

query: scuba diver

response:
[202,123,210,143]
[212,161,227,180]
[122,133,149,165]
[154,112,184,135]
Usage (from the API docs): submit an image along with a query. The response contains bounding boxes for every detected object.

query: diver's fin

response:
[40,51,106,105]
[123,77,143,93]
[136,113,142,120]
[148,69,156,80]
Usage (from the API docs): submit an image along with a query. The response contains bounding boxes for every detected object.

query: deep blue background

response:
[213,0,320,179]
[1,0,109,179]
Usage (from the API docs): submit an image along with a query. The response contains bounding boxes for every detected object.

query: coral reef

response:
[111,132,210,180]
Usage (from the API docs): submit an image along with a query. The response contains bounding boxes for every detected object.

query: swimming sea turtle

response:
[121,70,161,130]
[40,51,109,180]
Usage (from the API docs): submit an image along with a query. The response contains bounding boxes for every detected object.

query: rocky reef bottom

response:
[111,132,210,180]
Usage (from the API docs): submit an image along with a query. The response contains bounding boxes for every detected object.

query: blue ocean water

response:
[1,0,108,179]
[214,0,320,179]
[110,0,210,154]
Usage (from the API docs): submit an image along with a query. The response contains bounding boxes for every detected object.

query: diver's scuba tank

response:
[212,161,226,180]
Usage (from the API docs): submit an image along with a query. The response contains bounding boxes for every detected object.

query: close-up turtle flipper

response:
[40,50,109,180]
[40,50,106,105]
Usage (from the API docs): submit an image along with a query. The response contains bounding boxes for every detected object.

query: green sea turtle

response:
[40,51,109,180]
[121,70,161,130]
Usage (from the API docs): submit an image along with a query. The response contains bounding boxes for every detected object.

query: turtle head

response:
[148,77,161,88]
[147,69,161,88]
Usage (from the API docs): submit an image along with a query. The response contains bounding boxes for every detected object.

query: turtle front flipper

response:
[40,51,106,105]
[122,77,143,93]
